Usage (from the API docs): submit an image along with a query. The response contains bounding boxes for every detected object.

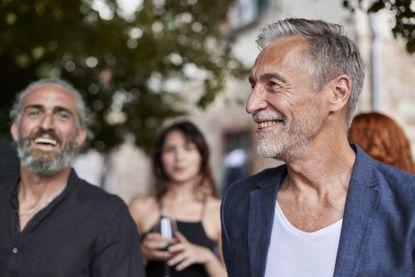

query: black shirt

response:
[0,137,19,181]
[0,169,145,277]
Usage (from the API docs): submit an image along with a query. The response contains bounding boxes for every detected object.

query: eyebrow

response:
[261,72,287,83]
[248,72,288,85]
[24,104,75,117]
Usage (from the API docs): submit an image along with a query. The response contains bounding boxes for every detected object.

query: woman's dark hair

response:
[152,121,217,200]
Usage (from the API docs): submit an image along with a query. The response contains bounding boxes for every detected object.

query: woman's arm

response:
[167,232,227,276]
[166,198,227,276]
[129,196,173,266]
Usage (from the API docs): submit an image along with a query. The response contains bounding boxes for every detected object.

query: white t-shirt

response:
[264,201,343,277]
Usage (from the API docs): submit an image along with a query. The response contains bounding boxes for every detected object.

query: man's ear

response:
[75,127,87,148]
[11,122,19,142]
[328,74,352,113]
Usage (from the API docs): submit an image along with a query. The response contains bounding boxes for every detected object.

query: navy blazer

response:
[221,146,415,276]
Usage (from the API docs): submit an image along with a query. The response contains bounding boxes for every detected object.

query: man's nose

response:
[246,87,269,115]
[40,113,55,129]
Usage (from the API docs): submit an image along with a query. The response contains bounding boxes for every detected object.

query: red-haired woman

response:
[349,112,415,173]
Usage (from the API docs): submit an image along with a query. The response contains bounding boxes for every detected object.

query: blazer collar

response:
[247,145,380,276]
[333,145,380,276]
[248,165,286,277]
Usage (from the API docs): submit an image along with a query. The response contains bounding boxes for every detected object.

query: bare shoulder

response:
[129,194,158,214]
[129,194,159,232]
[202,196,222,241]
[206,196,221,212]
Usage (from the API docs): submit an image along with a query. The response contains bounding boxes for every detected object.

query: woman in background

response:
[348,111,415,173]
[129,121,226,276]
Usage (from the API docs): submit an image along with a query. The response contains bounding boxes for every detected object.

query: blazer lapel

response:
[334,148,380,276]
[248,167,285,277]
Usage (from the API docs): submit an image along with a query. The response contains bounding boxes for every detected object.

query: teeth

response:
[258,121,278,129]
[34,137,57,146]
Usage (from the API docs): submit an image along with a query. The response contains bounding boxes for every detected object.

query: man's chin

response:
[258,145,278,158]
[29,149,60,162]
[22,156,70,176]
[257,141,288,160]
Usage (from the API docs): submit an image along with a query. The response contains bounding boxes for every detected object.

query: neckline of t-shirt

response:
[275,201,343,239]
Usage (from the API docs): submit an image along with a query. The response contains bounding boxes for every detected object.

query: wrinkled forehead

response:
[22,84,78,112]
[252,36,308,73]
[257,36,307,61]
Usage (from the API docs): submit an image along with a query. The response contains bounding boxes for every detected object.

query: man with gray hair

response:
[0,79,145,276]
[221,18,415,276]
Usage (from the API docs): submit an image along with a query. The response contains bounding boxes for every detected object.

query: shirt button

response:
[12,247,18,254]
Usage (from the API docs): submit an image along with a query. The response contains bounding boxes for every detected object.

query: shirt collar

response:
[10,168,77,211]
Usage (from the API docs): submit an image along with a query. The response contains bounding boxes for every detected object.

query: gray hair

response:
[256,18,364,126]
[10,78,93,137]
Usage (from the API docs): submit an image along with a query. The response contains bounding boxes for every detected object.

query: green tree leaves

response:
[0,0,244,152]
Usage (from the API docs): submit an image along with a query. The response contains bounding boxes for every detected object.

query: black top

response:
[0,137,19,182]
[144,202,216,277]
[0,169,145,277]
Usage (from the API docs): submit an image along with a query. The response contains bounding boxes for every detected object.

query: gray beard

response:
[254,97,322,162]
[256,119,317,163]
[257,134,308,162]
[17,139,79,176]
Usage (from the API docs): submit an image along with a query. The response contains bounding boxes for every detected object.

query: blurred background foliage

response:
[343,0,415,52]
[1,0,413,153]
[0,0,245,152]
